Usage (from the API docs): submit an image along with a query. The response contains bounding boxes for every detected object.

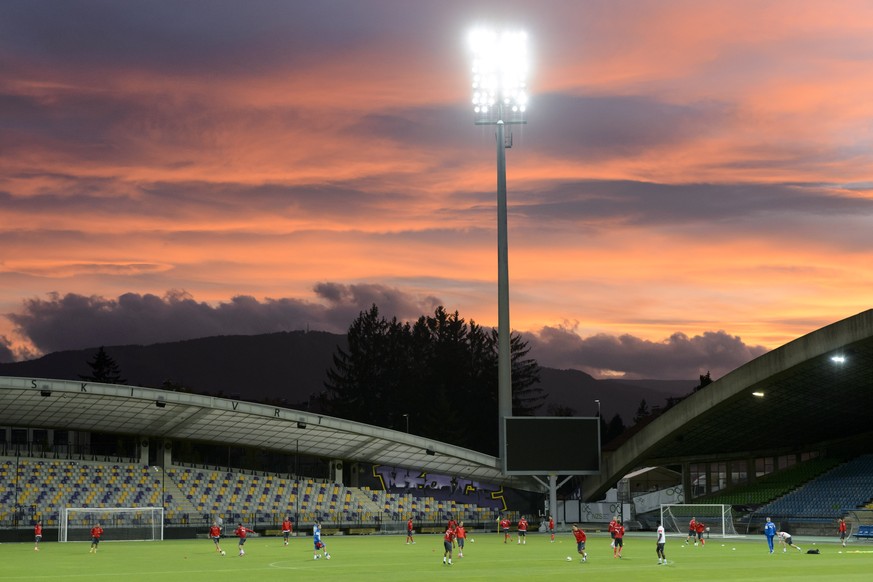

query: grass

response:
[2,532,872,581]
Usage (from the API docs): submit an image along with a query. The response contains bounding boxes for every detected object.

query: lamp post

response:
[402,413,409,434]
[469,28,528,474]
[595,399,601,417]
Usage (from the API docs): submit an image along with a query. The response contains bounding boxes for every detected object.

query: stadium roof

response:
[583,309,873,500]
[0,376,540,491]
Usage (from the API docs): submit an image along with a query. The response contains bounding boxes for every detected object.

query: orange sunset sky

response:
[1,0,872,379]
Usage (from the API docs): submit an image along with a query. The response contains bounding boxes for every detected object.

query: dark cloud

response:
[511,180,873,232]
[5,286,766,380]
[525,93,734,160]
[0,336,15,364]
[6,286,442,354]
[526,324,767,380]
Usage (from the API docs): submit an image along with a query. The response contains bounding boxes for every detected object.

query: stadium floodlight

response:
[469,29,529,122]
[468,26,529,475]
[752,391,765,398]
[831,355,846,364]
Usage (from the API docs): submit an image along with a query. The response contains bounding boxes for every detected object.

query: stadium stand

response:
[755,455,873,520]
[1,456,502,533]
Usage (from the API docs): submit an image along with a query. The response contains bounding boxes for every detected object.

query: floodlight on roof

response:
[469,28,528,121]
[831,355,846,364]
[752,391,765,398]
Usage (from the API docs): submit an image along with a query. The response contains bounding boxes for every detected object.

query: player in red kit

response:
[549,515,555,542]
[34,520,43,551]
[406,517,415,544]
[500,517,512,543]
[209,522,223,554]
[442,524,456,565]
[608,516,618,548]
[695,521,706,546]
[456,521,467,557]
[685,517,697,545]
[517,516,528,545]
[281,517,292,546]
[613,520,625,558]
[89,523,103,553]
[838,518,848,547]
[235,523,255,556]
[572,524,588,563]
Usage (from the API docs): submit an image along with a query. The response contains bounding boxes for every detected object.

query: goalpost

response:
[59,507,164,542]
[660,504,739,538]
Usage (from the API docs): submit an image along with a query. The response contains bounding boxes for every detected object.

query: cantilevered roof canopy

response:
[0,376,540,490]
[583,309,873,500]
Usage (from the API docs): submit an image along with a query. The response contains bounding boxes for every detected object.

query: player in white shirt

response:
[777,531,801,552]
[656,522,667,565]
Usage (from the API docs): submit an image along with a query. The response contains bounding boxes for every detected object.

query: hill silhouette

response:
[0,331,695,423]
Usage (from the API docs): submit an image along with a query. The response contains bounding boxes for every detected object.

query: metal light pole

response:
[469,28,529,474]
[402,413,409,434]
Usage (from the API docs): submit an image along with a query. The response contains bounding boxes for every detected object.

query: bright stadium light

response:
[831,355,846,364]
[752,391,765,398]
[469,29,529,122]
[468,26,529,477]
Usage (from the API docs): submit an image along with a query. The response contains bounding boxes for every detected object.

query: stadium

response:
[1,310,872,579]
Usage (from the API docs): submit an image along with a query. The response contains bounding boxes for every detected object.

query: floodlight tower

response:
[469,28,529,474]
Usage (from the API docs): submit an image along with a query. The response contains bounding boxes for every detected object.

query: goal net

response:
[60,507,164,542]
[660,504,739,538]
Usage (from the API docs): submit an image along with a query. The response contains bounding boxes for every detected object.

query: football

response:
[220,550,226,556]
[566,556,572,561]
[325,554,331,560]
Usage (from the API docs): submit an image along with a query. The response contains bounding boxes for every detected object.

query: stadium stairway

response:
[157,466,199,521]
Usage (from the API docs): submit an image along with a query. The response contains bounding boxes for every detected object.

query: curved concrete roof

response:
[583,309,873,500]
[0,376,540,490]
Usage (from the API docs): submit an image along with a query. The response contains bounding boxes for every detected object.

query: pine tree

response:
[80,346,126,384]
[323,304,544,455]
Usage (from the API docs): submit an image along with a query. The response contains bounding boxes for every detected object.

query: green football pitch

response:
[2,532,871,581]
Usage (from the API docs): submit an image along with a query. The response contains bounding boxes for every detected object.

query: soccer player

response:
[34,520,42,551]
[456,521,467,557]
[234,522,255,556]
[777,530,802,552]
[695,520,706,546]
[281,516,293,546]
[656,522,667,565]
[609,515,618,548]
[89,523,103,553]
[442,523,456,565]
[500,516,512,543]
[209,521,223,554]
[548,515,555,542]
[517,515,528,544]
[685,516,697,545]
[613,519,625,558]
[764,517,777,554]
[406,516,415,544]
[838,517,848,547]
[572,524,588,563]
[312,521,330,560]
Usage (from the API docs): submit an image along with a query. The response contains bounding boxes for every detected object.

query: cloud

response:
[5,287,443,355]
[527,324,767,380]
[4,287,767,379]
[0,336,16,364]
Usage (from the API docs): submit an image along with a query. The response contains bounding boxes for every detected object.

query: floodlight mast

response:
[469,28,528,475]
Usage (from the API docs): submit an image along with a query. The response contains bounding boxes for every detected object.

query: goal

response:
[59,507,164,542]
[660,504,739,538]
